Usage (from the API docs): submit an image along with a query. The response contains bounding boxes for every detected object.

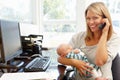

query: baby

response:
[57,43,101,79]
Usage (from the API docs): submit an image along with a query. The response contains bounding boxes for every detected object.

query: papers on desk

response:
[0,72,57,80]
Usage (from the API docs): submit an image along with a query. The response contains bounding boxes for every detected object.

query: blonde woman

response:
[58,2,120,80]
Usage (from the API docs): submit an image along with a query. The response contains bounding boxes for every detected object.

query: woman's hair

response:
[85,2,113,41]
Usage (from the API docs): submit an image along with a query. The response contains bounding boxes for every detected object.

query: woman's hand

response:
[58,57,93,76]
[73,59,93,76]
[102,18,110,33]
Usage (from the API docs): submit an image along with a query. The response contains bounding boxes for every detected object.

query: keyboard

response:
[24,56,51,72]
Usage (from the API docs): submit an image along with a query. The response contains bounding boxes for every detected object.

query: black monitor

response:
[0,19,22,63]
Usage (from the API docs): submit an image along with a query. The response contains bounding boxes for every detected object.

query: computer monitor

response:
[0,19,22,63]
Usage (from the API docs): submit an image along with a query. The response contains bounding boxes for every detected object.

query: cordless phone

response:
[99,23,106,29]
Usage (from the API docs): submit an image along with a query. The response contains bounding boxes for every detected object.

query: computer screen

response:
[0,19,22,63]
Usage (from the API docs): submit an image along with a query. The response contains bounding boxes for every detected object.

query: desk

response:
[0,72,57,80]
[0,48,66,80]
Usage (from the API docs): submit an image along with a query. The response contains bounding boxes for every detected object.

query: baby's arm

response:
[73,49,80,54]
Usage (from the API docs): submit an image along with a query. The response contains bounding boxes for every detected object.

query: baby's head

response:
[57,43,73,57]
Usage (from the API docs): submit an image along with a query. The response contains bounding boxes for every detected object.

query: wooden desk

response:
[1,48,67,80]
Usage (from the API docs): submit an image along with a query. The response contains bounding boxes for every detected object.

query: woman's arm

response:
[95,18,110,66]
[95,32,108,66]
[58,56,78,66]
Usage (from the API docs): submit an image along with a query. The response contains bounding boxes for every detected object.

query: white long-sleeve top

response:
[69,31,120,80]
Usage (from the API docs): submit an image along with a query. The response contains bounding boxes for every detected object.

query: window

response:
[107,0,120,34]
[0,0,32,22]
[40,0,85,47]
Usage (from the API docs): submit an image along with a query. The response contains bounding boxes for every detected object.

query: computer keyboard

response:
[24,56,51,72]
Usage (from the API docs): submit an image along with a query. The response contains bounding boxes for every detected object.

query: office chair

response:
[112,53,120,80]
[63,53,120,80]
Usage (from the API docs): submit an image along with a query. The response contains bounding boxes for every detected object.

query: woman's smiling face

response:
[86,10,103,32]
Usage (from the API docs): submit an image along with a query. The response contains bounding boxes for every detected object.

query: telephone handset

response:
[99,23,106,30]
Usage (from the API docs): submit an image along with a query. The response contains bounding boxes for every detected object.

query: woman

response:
[57,2,120,80]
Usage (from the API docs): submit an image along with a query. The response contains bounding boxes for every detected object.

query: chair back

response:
[112,53,120,80]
